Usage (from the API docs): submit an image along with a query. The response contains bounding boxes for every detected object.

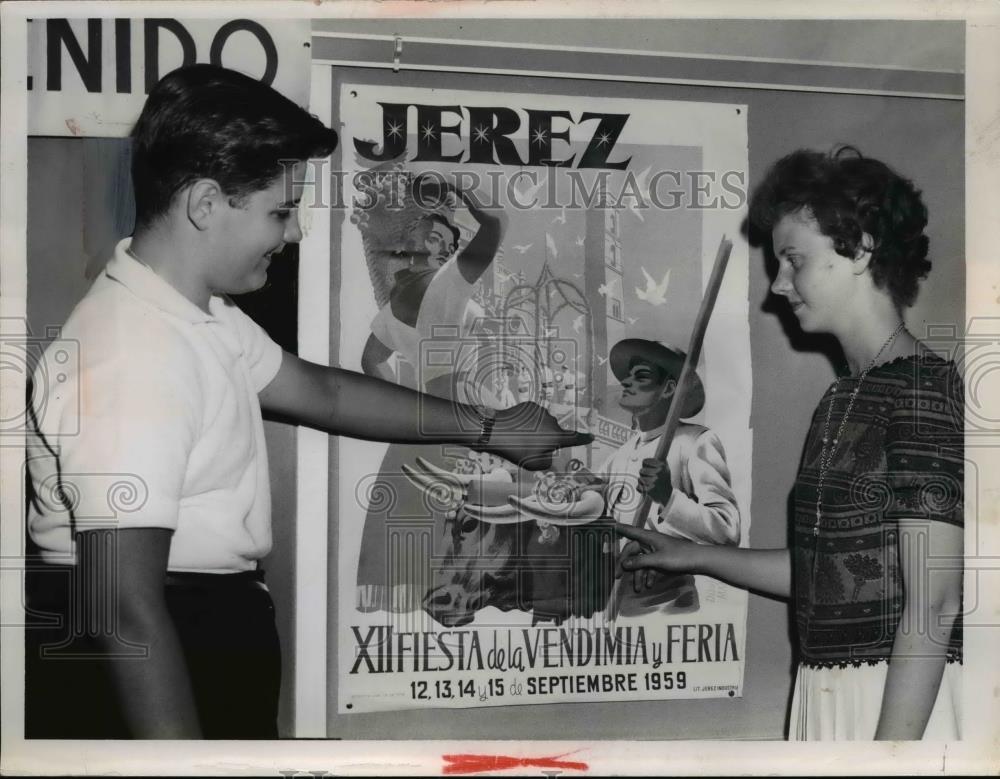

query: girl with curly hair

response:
[613,146,963,740]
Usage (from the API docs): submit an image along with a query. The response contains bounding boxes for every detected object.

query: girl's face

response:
[770,210,859,334]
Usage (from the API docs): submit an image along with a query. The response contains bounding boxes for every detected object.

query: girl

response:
[615,147,963,741]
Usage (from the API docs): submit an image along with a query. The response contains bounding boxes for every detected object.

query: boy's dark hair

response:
[131,64,338,227]
[748,145,931,309]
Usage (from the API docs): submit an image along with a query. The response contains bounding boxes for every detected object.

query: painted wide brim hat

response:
[608,338,705,419]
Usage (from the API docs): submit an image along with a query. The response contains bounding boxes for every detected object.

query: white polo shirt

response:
[27,239,283,573]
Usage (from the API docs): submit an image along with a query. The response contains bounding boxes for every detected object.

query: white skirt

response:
[788,661,961,741]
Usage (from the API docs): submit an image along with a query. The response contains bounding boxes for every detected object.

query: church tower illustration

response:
[583,187,627,414]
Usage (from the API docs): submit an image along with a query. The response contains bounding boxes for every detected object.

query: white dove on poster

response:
[512,243,533,254]
[545,233,558,260]
[572,272,582,278]
[598,277,620,298]
[627,316,639,325]
[572,314,585,333]
[597,355,607,366]
[636,266,671,306]
[575,234,586,247]
[552,206,567,225]
[624,165,652,222]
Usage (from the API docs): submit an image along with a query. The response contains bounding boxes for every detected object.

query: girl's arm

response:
[614,523,792,599]
[874,519,962,740]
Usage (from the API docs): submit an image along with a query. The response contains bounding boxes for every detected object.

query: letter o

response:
[209,20,278,85]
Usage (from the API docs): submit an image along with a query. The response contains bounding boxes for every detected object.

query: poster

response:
[336,84,753,712]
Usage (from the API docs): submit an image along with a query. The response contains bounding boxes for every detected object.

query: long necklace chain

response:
[812,321,906,536]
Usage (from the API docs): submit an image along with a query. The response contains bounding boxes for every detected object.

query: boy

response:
[25,64,587,739]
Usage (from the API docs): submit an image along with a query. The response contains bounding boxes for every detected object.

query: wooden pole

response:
[607,235,733,621]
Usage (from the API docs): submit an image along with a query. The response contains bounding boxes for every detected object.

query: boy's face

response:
[207,162,306,294]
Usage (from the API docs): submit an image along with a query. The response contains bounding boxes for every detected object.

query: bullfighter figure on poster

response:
[337,84,752,712]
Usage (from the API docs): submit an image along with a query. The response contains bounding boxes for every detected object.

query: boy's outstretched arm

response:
[259,353,591,469]
[612,523,792,599]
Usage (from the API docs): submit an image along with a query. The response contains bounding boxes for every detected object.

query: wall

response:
[313,18,964,72]
[321,48,964,740]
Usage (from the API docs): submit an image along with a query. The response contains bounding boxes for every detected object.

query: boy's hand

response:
[637,457,673,504]
[486,401,593,471]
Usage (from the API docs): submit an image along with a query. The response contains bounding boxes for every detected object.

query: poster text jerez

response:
[335,84,752,713]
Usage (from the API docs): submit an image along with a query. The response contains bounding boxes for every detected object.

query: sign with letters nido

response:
[26,17,311,137]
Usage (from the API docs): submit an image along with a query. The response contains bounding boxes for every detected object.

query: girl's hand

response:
[612,522,697,579]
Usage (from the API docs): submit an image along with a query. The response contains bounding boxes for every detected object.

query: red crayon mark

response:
[443,752,588,775]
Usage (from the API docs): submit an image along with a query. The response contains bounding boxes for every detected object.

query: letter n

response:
[47,19,102,92]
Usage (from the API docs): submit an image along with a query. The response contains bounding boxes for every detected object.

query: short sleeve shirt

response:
[792,353,964,667]
[27,239,283,573]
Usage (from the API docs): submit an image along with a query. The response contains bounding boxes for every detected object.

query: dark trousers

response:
[25,565,281,739]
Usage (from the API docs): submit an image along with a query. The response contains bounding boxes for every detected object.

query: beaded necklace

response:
[812,321,906,536]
